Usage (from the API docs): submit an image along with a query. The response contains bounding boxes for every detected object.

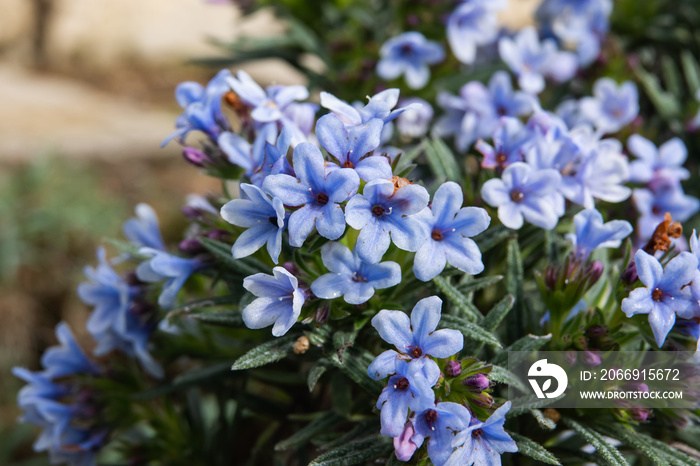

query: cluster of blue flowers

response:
[368,297,516,465]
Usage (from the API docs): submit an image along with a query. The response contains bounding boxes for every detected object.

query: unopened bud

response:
[179,238,204,254]
[463,373,490,392]
[182,147,211,167]
[445,360,462,377]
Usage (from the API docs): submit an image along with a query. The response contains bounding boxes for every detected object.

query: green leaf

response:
[199,237,268,276]
[481,294,515,332]
[492,334,552,366]
[639,434,700,466]
[507,394,564,417]
[308,435,392,466]
[424,137,461,182]
[105,238,148,259]
[275,412,344,451]
[562,418,629,466]
[509,432,561,465]
[439,314,501,348]
[634,66,681,119]
[474,225,513,253]
[231,334,300,371]
[132,360,234,400]
[308,359,331,392]
[595,424,671,466]
[330,348,384,395]
[529,409,557,430]
[681,50,700,95]
[457,275,503,295]
[506,237,524,342]
[488,365,528,393]
[190,310,245,327]
[432,275,482,321]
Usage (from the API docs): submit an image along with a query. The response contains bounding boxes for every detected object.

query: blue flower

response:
[253,126,300,187]
[123,203,165,250]
[345,179,430,264]
[434,72,535,152]
[163,69,232,146]
[263,142,360,246]
[413,182,490,281]
[376,358,440,437]
[567,209,632,260]
[628,135,690,184]
[445,402,518,466]
[367,296,463,380]
[218,124,276,181]
[220,183,285,263]
[79,249,163,377]
[579,78,639,133]
[396,98,433,138]
[413,402,472,466]
[227,70,316,139]
[633,184,700,240]
[476,118,531,169]
[481,162,563,230]
[622,250,698,347]
[446,0,504,64]
[377,32,445,89]
[315,113,390,182]
[498,27,578,94]
[689,231,700,314]
[310,242,401,305]
[320,89,419,127]
[242,266,306,336]
[13,323,106,466]
[137,248,204,309]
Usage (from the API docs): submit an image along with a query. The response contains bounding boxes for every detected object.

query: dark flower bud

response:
[582,350,601,367]
[621,261,638,284]
[565,350,577,365]
[587,261,603,285]
[315,303,330,324]
[445,361,462,377]
[182,147,212,167]
[207,230,230,241]
[463,373,490,392]
[179,238,204,254]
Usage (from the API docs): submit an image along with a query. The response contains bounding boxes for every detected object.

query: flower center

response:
[424,409,438,430]
[372,205,386,217]
[652,288,663,301]
[351,273,367,283]
[400,44,413,56]
[316,193,329,205]
[472,428,483,438]
[409,346,423,358]
[510,189,525,203]
[394,377,410,391]
[343,160,354,169]
[496,106,507,116]
[431,229,444,241]
[496,152,507,165]
[269,216,278,225]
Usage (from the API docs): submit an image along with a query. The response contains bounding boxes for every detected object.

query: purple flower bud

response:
[621,261,638,284]
[463,373,490,392]
[445,360,462,377]
[179,238,204,254]
[315,303,330,325]
[182,147,211,167]
[629,407,651,422]
[182,205,202,219]
[587,261,603,285]
[393,422,418,461]
[207,229,230,241]
[130,301,155,317]
[565,350,577,365]
[583,350,601,367]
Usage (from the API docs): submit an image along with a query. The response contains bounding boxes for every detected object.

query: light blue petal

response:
[372,310,414,351]
[367,350,401,380]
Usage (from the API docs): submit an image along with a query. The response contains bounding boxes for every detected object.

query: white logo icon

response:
[528,359,568,399]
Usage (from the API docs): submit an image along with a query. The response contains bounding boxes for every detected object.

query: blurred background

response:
[6,0,673,462]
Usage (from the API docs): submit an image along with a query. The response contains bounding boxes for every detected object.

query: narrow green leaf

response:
[429,137,462,181]
[529,409,557,430]
[308,360,331,392]
[474,225,513,253]
[595,423,671,466]
[330,348,384,395]
[662,55,682,96]
[457,275,503,295]
[492,333,551,366]
[308,435,392,466]
[507,394,564,417]
[481,294,515,332]
[275,412,344,451]
[432,275,482,321]
[200,237,267,276]
[132,360,234,400]
[641,435,700,466]
[424,139,447,181]
[634,66,681,119]
[488,365,528,393]
[562,418,629,466]
[190,310,245,327]
[509,432,561,465]
[439,314,501,348]
[231,334,299,371]
[681,50,700,95]
[506,237,524,342]
[105,238,147,259]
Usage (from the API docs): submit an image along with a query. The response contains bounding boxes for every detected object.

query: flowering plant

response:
[13,0,700,465]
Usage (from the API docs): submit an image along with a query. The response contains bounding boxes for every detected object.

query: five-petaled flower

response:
[567,208,633,260]
[377,32,445,89]
[412,402,472,466]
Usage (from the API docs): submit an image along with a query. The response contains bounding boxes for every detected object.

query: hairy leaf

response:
[562,418,629,466]
[231,334,300,371]
[308,435,392,466]
[509,432,561,465]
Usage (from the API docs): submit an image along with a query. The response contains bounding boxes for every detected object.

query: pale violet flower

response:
[633,184,700,239]
[377,32,445,89]
[498,26,578,94]
[310,242,401,305]
[579,78,639,133]
[220,183,285,263]
[567,209,633,260]
[446,0,504,64]
[622,250,698,347]
[481,162,564,230]
[123,203,165,250]
[242,266,306,337]
[413,182,490,281]
[627,135,690,184]
[396,98,433,138]
[136,249,204,310]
